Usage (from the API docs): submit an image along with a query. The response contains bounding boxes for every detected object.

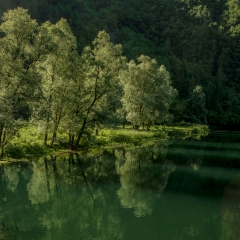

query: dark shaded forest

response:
[0,0,240,130]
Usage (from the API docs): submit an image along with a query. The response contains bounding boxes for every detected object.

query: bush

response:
[5,144,25,158]
[110,134,133,143]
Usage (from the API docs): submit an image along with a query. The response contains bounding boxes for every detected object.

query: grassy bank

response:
[95,124,208,145]
[2,124,209,161]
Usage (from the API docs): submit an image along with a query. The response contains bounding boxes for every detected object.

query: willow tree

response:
[35,18,79,146]
[120,55,177,130]
[0,8,53,158]
[68,31,126,150]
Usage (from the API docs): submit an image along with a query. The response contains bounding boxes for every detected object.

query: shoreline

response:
[0,124,209,164]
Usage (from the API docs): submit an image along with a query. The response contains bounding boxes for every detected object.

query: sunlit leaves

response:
[68,31,126,148]
[120,55,177,129]
[0,8,44,157]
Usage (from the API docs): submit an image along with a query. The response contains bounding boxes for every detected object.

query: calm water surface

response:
[1,132,240,240]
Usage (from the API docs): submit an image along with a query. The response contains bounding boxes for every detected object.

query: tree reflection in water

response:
[115,145,176,217]
[30,154,123,240]
[0,154,124,240]
[4,164,21,192]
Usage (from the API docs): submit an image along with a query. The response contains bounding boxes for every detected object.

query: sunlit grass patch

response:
[97,126,169,146]
[85,124,208,148]
[5,127,50,158]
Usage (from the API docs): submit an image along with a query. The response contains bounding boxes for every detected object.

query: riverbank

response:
[1,124,209,163]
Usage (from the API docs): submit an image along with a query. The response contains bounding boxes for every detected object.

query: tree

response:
[0,8,52,158]
[67,31,126,149]
[34,18,78,146]
[120,55,177,130]
[186,85,207,124]
[223,0,240,35]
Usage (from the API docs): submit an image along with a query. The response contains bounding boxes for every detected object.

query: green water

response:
[1,133,240,240]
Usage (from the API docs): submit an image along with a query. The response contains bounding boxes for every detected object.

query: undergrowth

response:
[4,124,209,160]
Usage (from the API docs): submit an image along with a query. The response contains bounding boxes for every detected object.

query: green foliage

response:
[186,85,207,124]
[65,30,126,149]
[120,55,177,129]
[109,133,134,143]
[0,0,239,130]
[3,124,208,159]
[162,124,209,140]
[95,124,208,147]
[34,18,79,146]
[0,7,51,157]
[1,1,240,158]
[5,127,50,158]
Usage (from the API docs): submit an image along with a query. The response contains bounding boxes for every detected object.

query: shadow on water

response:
[221,174,240,240]
[1,131,240,239]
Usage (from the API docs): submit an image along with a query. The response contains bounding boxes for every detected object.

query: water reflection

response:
[27,161,52,204]
[221,175,240,240]
[4,164,20,192]
[37,187,123,240]
[115,147,175,217]
[0,154,124,240]
[1,135,240,239]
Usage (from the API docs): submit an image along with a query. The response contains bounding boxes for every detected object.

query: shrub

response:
[5,144,25,158]
[110,134,133,143]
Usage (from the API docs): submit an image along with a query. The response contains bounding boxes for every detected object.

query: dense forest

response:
[0,0,240,157]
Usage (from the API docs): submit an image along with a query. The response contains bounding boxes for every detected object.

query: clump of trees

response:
[0,8,177,157]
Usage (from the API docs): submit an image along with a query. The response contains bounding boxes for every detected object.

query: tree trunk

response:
[44,114,51,146]
[0,124,3,146]
[0,133,2,159]
[147,120,151,130]
[44,130,48,146]
[133,124,139,130]
[0,128,6,159]
[50,131,57,147]
[69,133,75,150]
[122,111,127,129]
[73,118,87,150]
[0,144,4,159]
[51,111,62,147]
[94,121,98,136]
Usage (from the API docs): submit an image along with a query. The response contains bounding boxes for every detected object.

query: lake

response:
[1,132,240,239]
